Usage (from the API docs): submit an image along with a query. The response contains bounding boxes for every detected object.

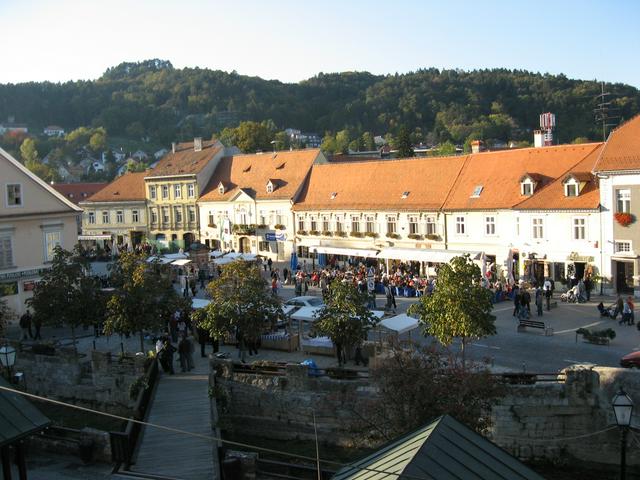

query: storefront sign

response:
[567,252,594,262]
[0,267,49,281]
[22,280,37,292]
[265,232,286,241]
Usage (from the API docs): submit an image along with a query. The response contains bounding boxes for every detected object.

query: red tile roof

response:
[52,183,108,204]
[82,172,147,202]
[293,156,467,211]
[443,144,603,210]
[147,140,223,177]
[199,149,322,202]
[516,144,603,210]
[594,114,640,172]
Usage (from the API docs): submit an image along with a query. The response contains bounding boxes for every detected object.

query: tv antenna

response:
[594,82,620,141]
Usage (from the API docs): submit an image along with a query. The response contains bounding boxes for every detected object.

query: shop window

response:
[0,281,18,297]
[259,241,270,252]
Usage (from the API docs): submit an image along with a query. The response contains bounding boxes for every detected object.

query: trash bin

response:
[222,457,241,480]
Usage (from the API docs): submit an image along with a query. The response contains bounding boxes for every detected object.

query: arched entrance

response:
[183,232,195,248]
[239,237,251,253]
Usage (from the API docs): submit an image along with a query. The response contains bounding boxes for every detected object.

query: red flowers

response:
[615,212,634,227]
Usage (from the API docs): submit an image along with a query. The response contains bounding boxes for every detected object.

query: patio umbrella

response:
[318,253,327,267]
[290,252,298,271]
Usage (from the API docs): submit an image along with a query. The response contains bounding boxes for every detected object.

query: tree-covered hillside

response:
[1,59,638,146]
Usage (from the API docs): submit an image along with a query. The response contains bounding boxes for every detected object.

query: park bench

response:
[518,319,554,336]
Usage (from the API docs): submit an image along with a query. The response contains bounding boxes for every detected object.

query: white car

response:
[284,296,325,308]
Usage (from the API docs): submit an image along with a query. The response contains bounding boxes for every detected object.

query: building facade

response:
[0,147,81,317]
[78,172,148,248]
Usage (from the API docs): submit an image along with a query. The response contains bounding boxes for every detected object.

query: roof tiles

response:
[83,172,147,202]
[147,140,223,177]
[594,114,640,172]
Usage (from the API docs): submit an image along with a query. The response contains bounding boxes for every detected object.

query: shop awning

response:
[146,256,173,264]
[379,314,420,334]
[78,234,112,241]
[310,245,379,258]
[171,259,192,266]
[164,252,189,260]
[291,306,323,322]
[376,248,482,263]
[209,250,225,258]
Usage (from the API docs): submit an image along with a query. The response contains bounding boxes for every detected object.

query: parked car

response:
[284,296,325,308]
[620,351,640,368]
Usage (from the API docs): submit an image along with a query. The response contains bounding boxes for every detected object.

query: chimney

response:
[533,131,544,148]
[470,140,483,154]
[171,142,177,154]
[194,137,203,152]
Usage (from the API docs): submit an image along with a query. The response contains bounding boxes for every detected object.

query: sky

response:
[1,0,639,87]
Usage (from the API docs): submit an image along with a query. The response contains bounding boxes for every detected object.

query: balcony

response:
[232,224,256,235]
[386,232,401,240]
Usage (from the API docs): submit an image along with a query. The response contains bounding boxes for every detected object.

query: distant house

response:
[43,125,65,137]
[102,149,127,163]
[154,148,169,160]
[132,150,148,161]
[0,116,28,135]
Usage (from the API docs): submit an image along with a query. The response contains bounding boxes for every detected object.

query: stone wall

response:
[212,360,640,470]
[15,347,147,414]
[490,365,640,469]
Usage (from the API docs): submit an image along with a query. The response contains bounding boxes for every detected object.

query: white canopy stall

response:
[376,248,483,276]
[379,314,420,335]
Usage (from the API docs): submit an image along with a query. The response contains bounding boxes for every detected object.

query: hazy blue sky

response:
[1,0,638,86]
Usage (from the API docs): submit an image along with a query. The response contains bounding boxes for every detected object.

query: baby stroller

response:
[561,285,586,303]
[597,302,616,318]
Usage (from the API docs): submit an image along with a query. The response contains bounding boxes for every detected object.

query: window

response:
[351,216,360,233]
[521,181,534,196]
[259,211,267,226]
[336,217,344,233]
[615,241,632,253]
[218,183,225,195]
[132,210,139,223]
[516,216,520,236]
[401,191,410,199]
[188,208,196,223]
[365,216,375,234]
[162,208,169,223]
[298,218,306,231]
[455,216,465,235]
[6,184,22,206]
[239,209,248,225]
[174,184,182,199]
[149,185,157,200]
[565,182,578,197]
[116,210,124,223]
[310,217,317,231]
[408,216,419,234]
[322,216,330,232]
[174,207,183,224]
[102,211,109,224]
[573,217,586,240]
[471,185,483,198]
[162,185,169,200]
[275,211,283,225]
[0,235,13,269]
[532,218,544,239]
[151,209,158,224]
[386,216,397,234]
[425,216,436,235]
[617,189,631,213]
[485,216,496,236]
[187,184,195,198]
[44,231,61,262]
[88,212,95,224]
[208,211,215,226]
[259,241,270,252]
[266,182,274,194]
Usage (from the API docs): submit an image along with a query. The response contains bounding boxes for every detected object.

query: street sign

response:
[265,233,286,241]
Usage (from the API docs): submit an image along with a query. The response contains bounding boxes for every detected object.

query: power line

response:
[0,385,429,480]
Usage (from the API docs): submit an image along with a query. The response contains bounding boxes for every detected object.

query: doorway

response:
[183,232,195,248]
[239,237,251,253]
[615,261,634,294]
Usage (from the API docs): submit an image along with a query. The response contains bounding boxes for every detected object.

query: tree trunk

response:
[139,330,145,354]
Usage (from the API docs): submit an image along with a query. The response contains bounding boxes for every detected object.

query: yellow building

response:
[145,138,227,250]
[0,147,80,317]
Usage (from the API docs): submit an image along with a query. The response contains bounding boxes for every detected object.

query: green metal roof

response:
[332,415,545,480]
[0,378,51,447]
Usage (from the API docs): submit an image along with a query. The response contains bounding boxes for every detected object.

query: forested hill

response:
[1,59,639,145]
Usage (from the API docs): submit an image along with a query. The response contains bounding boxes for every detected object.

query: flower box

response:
[386,232,401,239]
[335,231,347,237]
[309,230,320,236]
[350,232,364,238]
[614,212,634,227]
[322,230,333,236]
[408,233,423,240]
[298,230,308,236]
[208,223,217,228]
[364,232,378,238]
[274,224,286,230]
[426,233,441,241]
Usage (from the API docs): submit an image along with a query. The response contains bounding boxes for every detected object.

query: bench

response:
[518,319,554,336]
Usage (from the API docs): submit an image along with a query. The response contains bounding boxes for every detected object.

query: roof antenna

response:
[594,82,620,142]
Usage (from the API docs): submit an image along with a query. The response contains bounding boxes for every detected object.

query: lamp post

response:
[0,344,16,382]
[612,388,634,480]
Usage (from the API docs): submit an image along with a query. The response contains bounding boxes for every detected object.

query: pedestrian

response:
[271,277,278,296]
[267,257,273,272]
[159,337,176,374]
[335,341,346,366]
[247,332,259,356]
[543,278,552,311]
[236,327,247,363]
[512,287,521,317]
[584,276,593,302]
[19,310,33,341]
[177,317,187,338]
[283,268,289,285]
[189,277,197,297]
[628,297,635,325]
[196,324,209,358]
[178,335,191,372]
[522,288,531,313]
[621,300,632,326]
[613,294,624,320]
[169,311,179,343]
[33,314,42,341]
[535,287,543,317]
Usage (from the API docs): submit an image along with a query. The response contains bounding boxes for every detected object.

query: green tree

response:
[320,132,337,153]
[395,126,414,158]
[27,246,102,351]
[199,261,280,345]
[89,128,107,152]
[436,140,456,156]
[25,159,58,183]
[313,281,377,366]
[274,131,290,151]
[20,138,39,164]
[408,255,495,367]
[572,136,591,144]
[104,252,182,352]
[221,120,276,153]
[335,129,351,154]
[361,131,376,151]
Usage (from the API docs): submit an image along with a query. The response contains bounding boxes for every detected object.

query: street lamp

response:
[0,344,16,381]
[612,388,634,480]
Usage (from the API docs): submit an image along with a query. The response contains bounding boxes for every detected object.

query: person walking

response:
[33,314,42,340]
[628,296,635,325]
[512,287,521,317]
[584,276,593,302]
[236,327,247,363]
[267,257,273,273]
[613,294,624,320]
[196,324,210,358]
[19,310,33,341]
[283,268,289,285]
[543,278,552,311]
[535,287,544,317]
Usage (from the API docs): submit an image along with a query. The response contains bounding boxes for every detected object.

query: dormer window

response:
[401,191,410,199]
[563,174,585,197]
[266,180,274,193]
[521,179,534,196]
[565,183,578,197]
[330,192,337,200]
[218,182,225,195]
[471,185,483,198]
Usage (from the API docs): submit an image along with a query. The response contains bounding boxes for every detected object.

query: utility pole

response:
[594,82,619,141]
